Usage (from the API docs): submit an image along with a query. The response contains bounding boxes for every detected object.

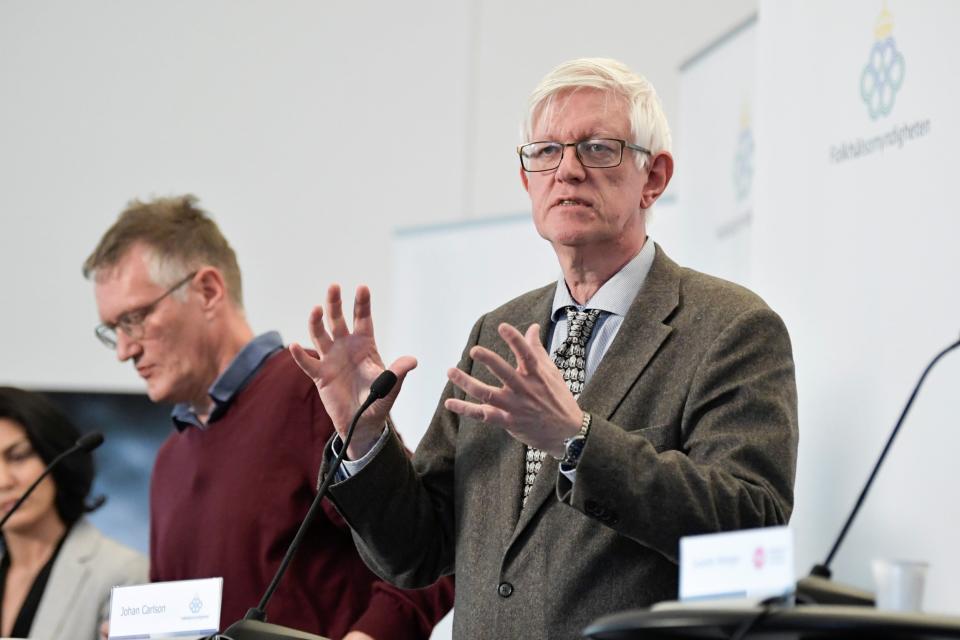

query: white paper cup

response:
[872,558,928,612]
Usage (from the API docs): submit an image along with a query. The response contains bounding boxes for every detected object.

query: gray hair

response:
[523,57,673,168]
[83,195,244,307]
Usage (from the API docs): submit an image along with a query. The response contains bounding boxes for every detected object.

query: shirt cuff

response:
[332,425,390,481]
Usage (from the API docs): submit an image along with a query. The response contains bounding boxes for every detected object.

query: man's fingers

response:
[289,342,322,379]
[389,355,419,379]
[498,322,541,369]
[376,356,418,403]
[353,285,376,337]
[326,284,350,338]
[307,305,333,352]
[470,346,523,389]
[447,367,502,405]
[525,323,540,345]
[444,397,510,425]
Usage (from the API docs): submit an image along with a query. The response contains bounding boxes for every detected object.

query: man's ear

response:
[194,267,228,312]
[520,165,530,193]
[640,151,674,209]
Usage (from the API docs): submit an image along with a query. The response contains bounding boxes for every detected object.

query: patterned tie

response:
[522,307,601,507]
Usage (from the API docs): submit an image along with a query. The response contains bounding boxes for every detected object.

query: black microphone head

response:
[76,432,105,453]
[369,370,398,400]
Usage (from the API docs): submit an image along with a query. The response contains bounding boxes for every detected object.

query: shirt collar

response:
[171,331,284,430]
[551,238,656,321]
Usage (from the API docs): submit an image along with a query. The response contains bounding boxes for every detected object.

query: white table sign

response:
[679,526,794,602]
[109,577,223,639]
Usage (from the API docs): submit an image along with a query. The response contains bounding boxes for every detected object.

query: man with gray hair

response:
[292,58,798,638]
[84,196,453,639]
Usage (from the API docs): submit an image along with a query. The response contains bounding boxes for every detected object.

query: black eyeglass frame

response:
[94,271,198,349]
[517,138,652,172]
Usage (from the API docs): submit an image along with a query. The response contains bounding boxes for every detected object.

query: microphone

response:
[0,431,105,529]
[797,335,960,605]
[77,431,105,453]
[210,370,398,640]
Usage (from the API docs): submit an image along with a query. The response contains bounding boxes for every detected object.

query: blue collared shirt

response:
[171,331,284,430]
[547,238,656,383]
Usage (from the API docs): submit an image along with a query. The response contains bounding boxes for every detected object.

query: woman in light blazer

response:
[0,387,147,639]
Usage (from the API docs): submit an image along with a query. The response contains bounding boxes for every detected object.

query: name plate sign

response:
[679,526,794,602]
[109,577,223,639]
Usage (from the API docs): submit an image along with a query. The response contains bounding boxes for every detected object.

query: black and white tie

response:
[522,307,601,507]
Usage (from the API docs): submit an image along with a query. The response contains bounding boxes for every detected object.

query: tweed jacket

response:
[24,518,148,640]
[326,245,799,639]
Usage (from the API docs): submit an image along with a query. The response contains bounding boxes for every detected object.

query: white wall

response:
[0,0,757,391]
[752,0,960,612]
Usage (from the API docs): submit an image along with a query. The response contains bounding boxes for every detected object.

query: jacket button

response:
[498,582,514,598]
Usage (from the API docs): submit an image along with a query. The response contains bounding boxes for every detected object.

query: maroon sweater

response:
[149,349,453,639]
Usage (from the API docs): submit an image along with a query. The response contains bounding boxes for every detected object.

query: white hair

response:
[523,58,673,169]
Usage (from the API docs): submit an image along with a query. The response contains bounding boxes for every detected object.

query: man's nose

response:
[115,332,142,362]
[556,144,586,182]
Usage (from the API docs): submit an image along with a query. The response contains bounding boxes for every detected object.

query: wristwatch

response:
[560,411,592,469]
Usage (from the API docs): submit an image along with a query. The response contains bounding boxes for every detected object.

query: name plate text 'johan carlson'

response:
[109,577,223,639]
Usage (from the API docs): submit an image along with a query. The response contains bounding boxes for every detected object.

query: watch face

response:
[564,435,586,466]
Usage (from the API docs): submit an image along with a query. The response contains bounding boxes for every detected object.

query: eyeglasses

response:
[94,272,197,349]
[517,138,651,172]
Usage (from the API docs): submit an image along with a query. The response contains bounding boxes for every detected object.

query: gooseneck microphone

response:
[0,432,105,529]
[799,335,960,604]
[211,370,398,640]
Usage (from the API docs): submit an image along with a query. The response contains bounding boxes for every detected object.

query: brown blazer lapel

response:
[577,245,679,420]
[509,245,680,536]
[482,289,555,534]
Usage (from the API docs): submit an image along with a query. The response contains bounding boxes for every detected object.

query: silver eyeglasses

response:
[517,138,651,172]
[94,271,197,349]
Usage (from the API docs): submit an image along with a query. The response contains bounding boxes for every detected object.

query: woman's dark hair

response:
[0,386,100,525]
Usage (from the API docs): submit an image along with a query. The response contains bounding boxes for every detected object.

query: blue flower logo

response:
[860,6,905,119]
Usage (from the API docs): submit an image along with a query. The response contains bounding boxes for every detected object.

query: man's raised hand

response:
[290,284,416,459]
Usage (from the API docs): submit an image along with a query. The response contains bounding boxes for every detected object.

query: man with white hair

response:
[292,58,799,638]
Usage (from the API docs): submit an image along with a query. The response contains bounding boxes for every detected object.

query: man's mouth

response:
[555,197,592,207]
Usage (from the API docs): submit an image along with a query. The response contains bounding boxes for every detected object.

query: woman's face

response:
[0,418,60,534]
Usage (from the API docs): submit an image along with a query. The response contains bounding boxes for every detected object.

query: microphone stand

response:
[0,432,104,529]
[797,336,960,604]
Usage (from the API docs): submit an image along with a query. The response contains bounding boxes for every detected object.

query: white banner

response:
[754,0,960,613]
[675,17,757,285]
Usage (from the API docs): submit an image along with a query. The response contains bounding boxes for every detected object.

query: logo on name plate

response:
[752,546,766,570]
[860,3,905,119]
[189,595,204,614]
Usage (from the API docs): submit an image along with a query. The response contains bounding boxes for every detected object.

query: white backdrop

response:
[674,16,757,284]
[388,215,556,449]
[0,0,757,393]
[752,0,959,612]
